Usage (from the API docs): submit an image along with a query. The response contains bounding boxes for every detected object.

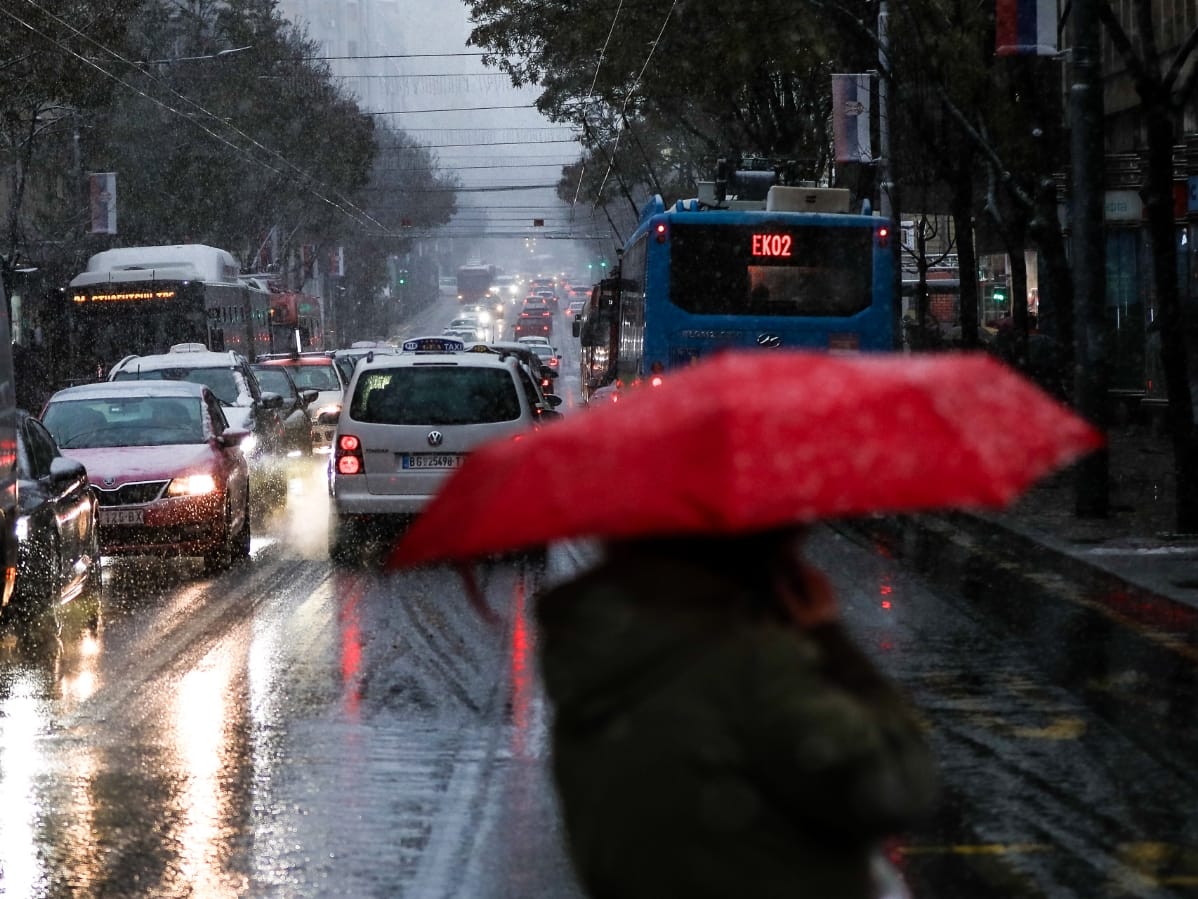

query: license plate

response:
[401,453,465,470]
[99,509,144,526]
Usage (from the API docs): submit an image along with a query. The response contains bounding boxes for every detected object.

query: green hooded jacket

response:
[536,552,938,899]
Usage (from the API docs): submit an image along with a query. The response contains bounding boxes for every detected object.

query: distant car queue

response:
[3,323,571,614]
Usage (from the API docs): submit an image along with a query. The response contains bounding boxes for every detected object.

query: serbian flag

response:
[996,0,1058,56]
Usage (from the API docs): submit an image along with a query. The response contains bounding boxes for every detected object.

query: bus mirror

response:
[579,318,599,347]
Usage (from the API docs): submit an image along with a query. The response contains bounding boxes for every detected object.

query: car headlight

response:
[478,311,492,324]
[240,433,259,455]
[167,474,217,496]
[14,515,29,543]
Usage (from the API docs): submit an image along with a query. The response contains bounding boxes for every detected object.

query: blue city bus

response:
[610,187,896,383]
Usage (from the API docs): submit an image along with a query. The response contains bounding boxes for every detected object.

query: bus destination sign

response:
[73,289,178,304]
[750,234,793,258]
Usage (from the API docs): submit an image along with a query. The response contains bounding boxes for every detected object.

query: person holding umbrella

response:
[387,351,1104,898]
[534,527,938,898]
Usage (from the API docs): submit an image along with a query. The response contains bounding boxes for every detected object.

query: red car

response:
[514,303,553,338]
[40,380,251,571]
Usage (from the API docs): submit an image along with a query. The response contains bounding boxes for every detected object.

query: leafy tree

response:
[1097,1,1198,531]
[90,0,377,264]
[0,0,141,281]
[467,0,850,210]
[337,126,458,339]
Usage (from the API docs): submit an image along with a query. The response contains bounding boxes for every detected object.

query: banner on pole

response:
[831,74,872,164]
[89,172,117,234]
[996,0,1058,56]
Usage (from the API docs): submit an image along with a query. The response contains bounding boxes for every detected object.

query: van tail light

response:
[335,433,364,476]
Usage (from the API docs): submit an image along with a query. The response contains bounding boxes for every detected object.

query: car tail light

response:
[336,433,364,476]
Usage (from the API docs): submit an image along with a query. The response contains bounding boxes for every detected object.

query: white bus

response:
[61,244,272,384]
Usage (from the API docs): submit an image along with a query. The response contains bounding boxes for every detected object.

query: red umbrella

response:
[386,351,1103,570]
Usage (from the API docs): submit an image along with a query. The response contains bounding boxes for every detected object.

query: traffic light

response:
[992,285,1007,305]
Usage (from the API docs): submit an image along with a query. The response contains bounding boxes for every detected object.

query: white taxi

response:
[327,336,541,563]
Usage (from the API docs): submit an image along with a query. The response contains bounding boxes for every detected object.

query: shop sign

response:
[1104,190,1143,222]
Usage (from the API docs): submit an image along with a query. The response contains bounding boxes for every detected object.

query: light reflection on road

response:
[171,641,242,897]
[0,673,50,897]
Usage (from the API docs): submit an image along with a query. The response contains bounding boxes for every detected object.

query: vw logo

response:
[756,333,783,348]
[427,431,444,447]
[103,476,116,487]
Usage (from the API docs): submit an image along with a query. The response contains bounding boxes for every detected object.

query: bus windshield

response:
[669,222,874,317]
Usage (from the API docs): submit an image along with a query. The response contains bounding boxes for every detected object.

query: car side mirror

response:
[537,408,564,422]
[261,391,284,410]
[542,393,564,408]
[540,365,558,380]
[300,389,319,407]
[217,427,252,448]
[316,409,340,426]
[572,319,582,338]
[48,455,86,487]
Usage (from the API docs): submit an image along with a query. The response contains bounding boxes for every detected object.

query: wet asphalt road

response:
[0,297,1195,897]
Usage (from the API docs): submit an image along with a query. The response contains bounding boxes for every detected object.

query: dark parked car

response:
[252,364,318,455]
[10,410,100,615]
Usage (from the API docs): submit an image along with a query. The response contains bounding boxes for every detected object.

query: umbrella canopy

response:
[387,351,1103,569]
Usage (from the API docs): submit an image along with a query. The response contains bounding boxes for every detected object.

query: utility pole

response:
[877,0,903,348]
[1069,0,1110,516]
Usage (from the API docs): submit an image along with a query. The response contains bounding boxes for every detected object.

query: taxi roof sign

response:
[401,336,465,354]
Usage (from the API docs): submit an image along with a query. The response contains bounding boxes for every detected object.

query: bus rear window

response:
[669,222,874,317]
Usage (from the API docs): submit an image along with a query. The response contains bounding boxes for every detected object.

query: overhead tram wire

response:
[594,0,679,217]
[571,0,626,210]
[306,52,487,60]
[366,104,537,115]
[378,139,579,149]
[9,0,391,235]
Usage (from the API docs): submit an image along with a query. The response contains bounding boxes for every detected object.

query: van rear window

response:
[351,367,521,425]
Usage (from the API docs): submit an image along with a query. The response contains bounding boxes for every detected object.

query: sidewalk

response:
[974,424,1198,608]
[851,423,1198,613]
